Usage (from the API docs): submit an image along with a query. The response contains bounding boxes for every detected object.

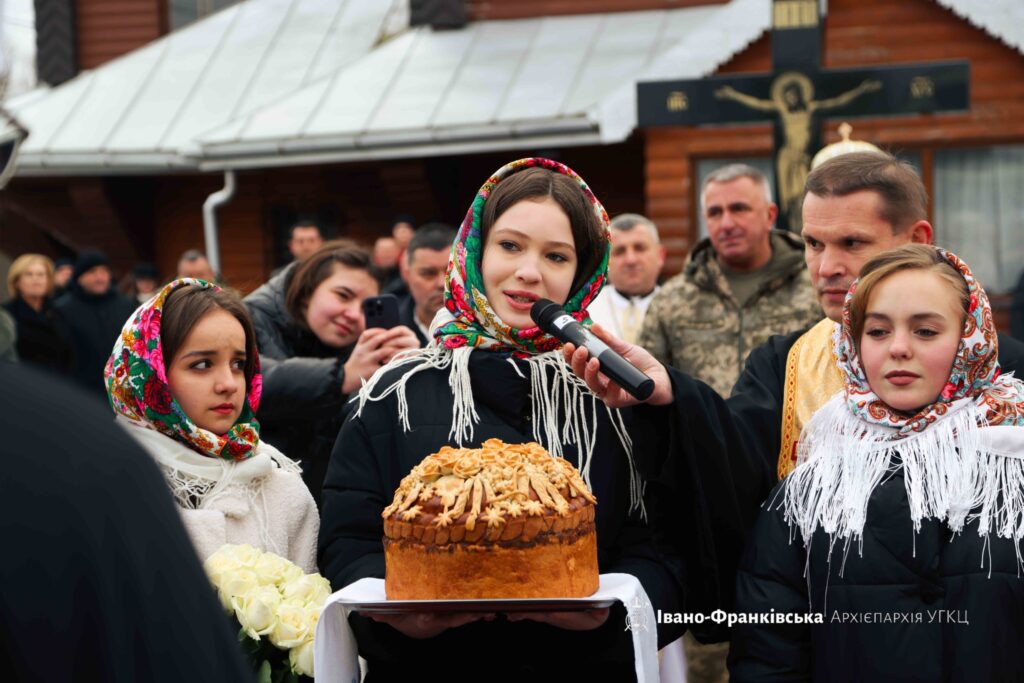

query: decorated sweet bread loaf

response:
[383,438,599,599]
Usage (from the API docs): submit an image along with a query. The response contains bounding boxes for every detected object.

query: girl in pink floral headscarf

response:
[105,279,319,571]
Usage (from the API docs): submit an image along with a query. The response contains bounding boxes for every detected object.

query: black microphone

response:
[531,298,655,401]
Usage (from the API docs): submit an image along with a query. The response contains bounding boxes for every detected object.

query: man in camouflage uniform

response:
[638,164,821,397]
[637,163,821,683]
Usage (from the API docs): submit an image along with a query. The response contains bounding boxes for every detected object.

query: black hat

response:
[132,262,159,280]
[54,257,74,269]
[73,249,110,282]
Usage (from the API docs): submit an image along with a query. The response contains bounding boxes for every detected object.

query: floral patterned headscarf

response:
[432,157,610,356]
[356,159,645,516]
[783,247,1024,555]
[833,246,1024,434]
[105,278,262,461]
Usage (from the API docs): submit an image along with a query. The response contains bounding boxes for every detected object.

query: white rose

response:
[222,543,262,568]
[282,573,332,607]
[203,552,242,589]
[216,568,259,611]
[289,638,315,678]
[306,604,321,632]
[253,552,294,586]
[281,562,304,585]
[231,586,281,640]
[269,602,312,649]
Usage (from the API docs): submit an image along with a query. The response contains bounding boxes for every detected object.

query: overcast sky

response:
[1,0,36,97]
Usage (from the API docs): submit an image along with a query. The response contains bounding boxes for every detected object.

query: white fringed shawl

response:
[116,415,303,554]
[354,345,646,518]
[782,393,1024,572]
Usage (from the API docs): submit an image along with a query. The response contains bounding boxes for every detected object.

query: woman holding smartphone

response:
[244,240,419,505]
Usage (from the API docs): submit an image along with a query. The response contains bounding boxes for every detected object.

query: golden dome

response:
[811,123,882,169]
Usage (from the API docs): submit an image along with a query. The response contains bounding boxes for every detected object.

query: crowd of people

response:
[3,149,1024,682]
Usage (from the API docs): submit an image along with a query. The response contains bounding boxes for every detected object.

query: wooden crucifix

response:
[637,0,969,231]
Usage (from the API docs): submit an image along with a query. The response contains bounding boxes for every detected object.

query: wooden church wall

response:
[74,0,166,70]
[643,0,1024,277]
[152,138,647,293]
[466,0,727,22]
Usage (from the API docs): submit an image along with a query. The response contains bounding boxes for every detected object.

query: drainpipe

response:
[202,170,236,279]
[0,108,28,190]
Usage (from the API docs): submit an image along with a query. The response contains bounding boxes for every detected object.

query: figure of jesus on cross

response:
[637,0,968,231]
[715,73,881,229]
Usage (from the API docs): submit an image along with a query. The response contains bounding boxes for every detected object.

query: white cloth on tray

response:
[314,573,659,682]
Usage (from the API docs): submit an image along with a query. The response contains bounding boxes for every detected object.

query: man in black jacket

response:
[0,362,251,682]
[397,223,456,346]
[54,249,137,400]
[563,151,1024,635]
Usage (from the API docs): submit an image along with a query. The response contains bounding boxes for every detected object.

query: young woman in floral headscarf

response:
[730,244,1024,682]
[106,279,318,571]
[318,158,684,680]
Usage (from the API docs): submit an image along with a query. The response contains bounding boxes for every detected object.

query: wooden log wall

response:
[151,138,646,293]
[643,0,1024,277]
[467,0,727,22]
[74,0,166,69]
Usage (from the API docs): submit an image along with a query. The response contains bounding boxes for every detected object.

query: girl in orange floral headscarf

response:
[785,245,1024,552]
[732,245,1024,682]
[105,279,319,570]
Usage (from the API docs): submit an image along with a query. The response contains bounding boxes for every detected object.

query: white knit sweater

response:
[118,419,319,573]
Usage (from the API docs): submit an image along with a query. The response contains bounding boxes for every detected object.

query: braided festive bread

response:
[383,439,598,599]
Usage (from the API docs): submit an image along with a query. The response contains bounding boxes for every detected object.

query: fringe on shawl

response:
[781,394,1024,574]
[355,346,646,518]
[159,448,302,556]
[161,448,301,509]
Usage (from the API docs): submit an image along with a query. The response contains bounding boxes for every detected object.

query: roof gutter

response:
[13,151,198,176]
[202,170,236,278]
[197,121,602,171]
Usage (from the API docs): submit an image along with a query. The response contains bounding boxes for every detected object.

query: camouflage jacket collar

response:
[685,230,806,302]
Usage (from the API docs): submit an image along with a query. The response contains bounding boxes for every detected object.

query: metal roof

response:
[934,0,1024,55]
[192,2,755,167]
[8,0,1022,176]
[9,0,402,174]
[192,0,771,169]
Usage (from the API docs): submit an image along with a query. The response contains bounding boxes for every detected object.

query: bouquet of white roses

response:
[204,544,332,681]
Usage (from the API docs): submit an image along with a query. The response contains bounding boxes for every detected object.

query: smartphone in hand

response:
[362,294,401,330]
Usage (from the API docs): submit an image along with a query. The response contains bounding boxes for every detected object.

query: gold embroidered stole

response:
[777,318,844,479]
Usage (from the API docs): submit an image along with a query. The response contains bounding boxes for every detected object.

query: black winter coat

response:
[244,266,352,504]
[3,297,75,376]
[626,329,1024,647]
[730,467,1024,682]
[319,351,686,681]
[0,362,251,682]
[54,284,136,400]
